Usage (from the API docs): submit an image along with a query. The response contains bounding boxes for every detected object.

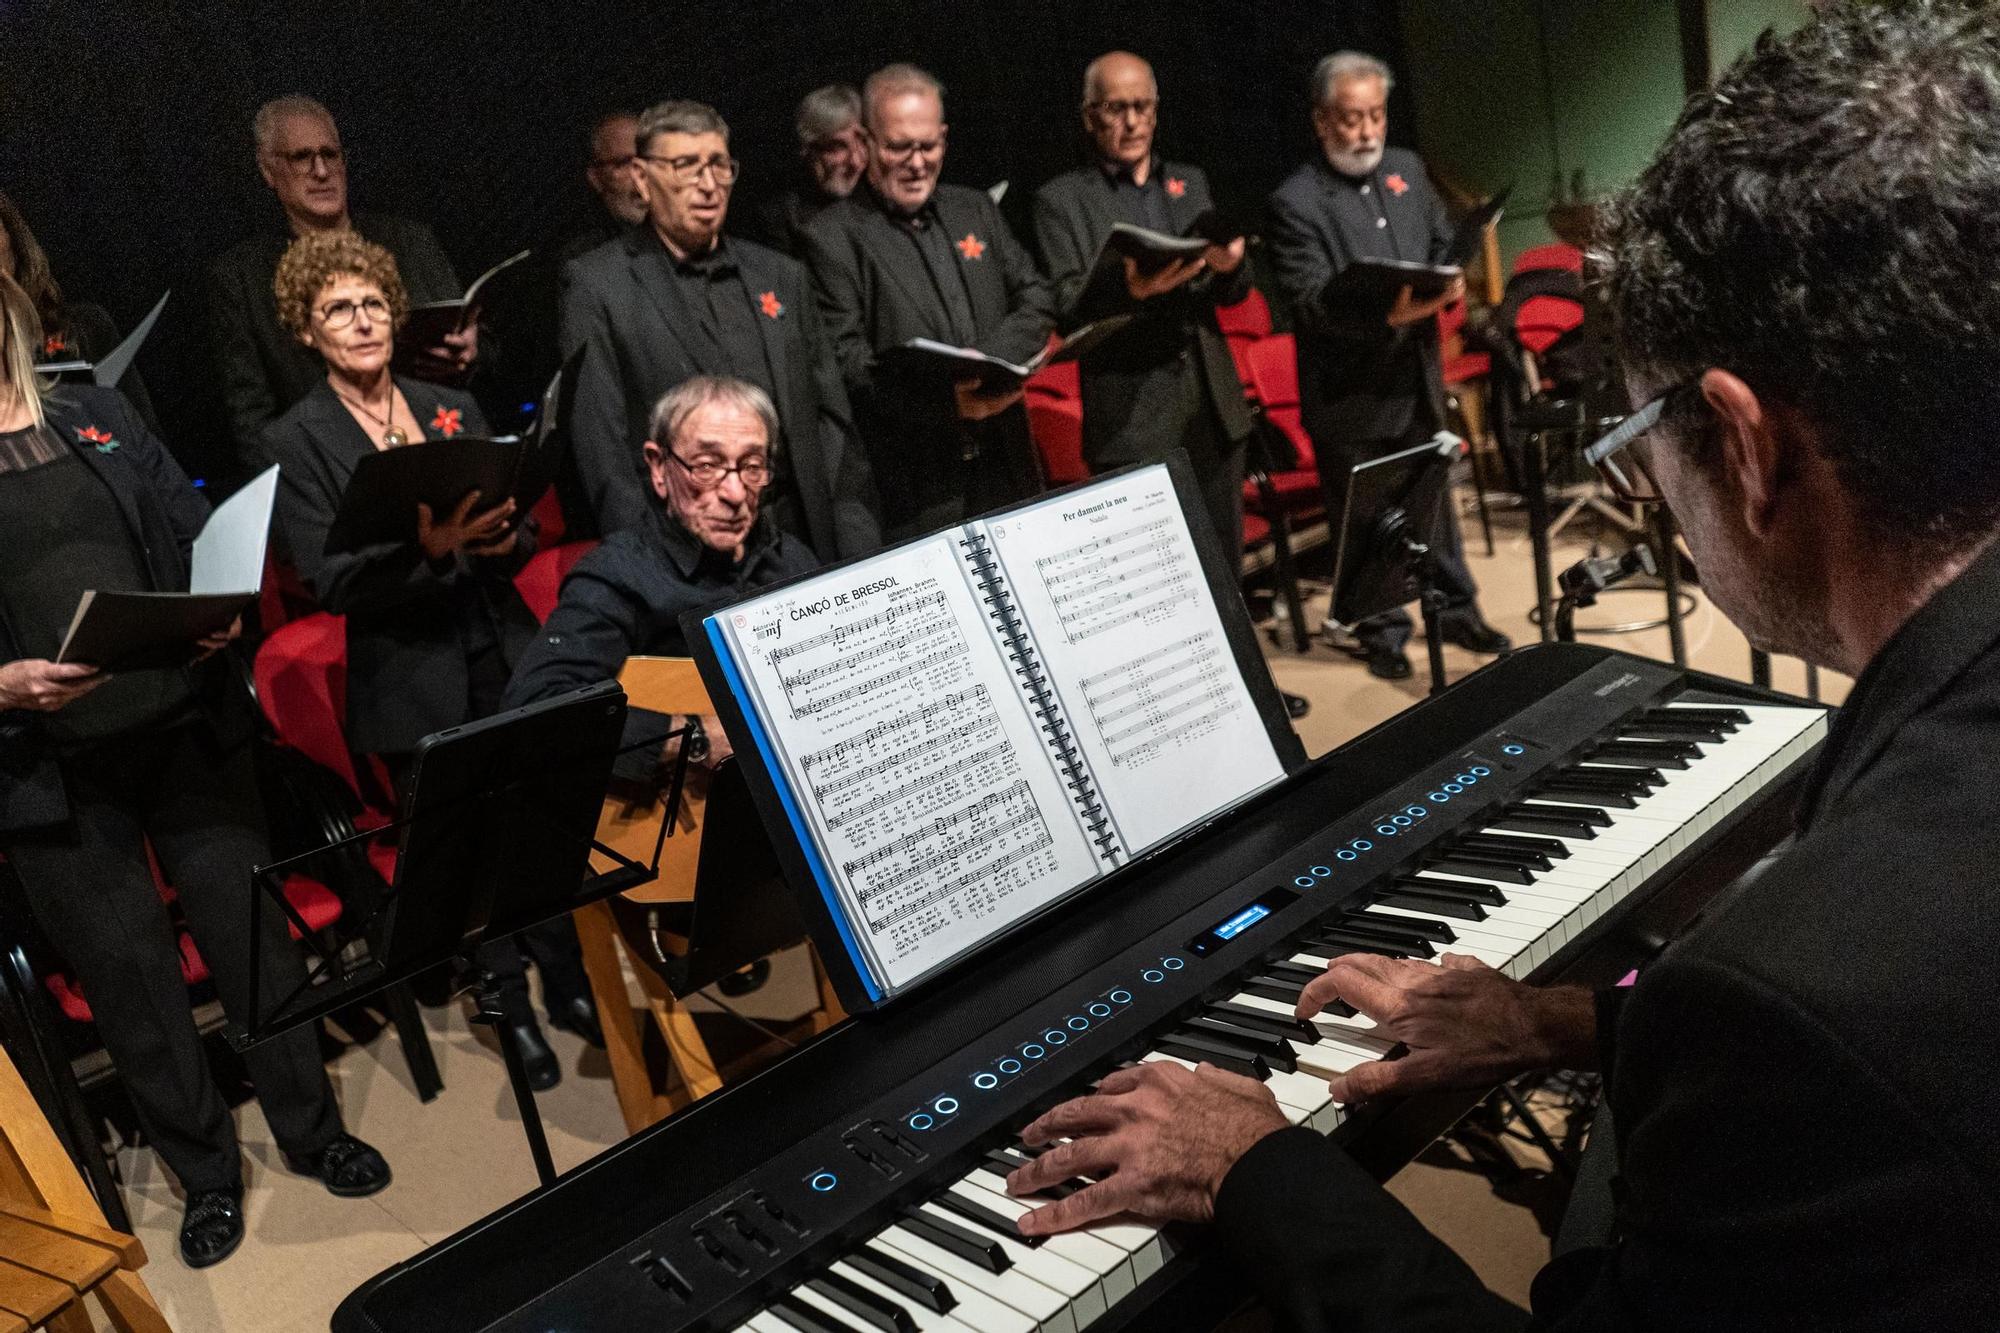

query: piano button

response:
[896,1208,1011,1273]
[1156,1034,1270,1080]
[850,1246,957,1314]
[872,1227,1048,1333]
[825,1262,964,1331]
[950,1179,1137,1303]
[769,1291,870,1333]
[803,1272,919,1333]
[918,1200,1107,1323]
[928,1190,1044,1249]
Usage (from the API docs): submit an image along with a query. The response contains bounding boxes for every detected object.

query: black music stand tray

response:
[1329,432,1461,696]
[227,682,695,1187]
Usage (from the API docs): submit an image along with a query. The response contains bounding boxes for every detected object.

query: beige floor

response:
[113,498,1843,1330]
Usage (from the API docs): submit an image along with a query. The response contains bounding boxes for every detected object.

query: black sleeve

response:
[558,261,652,535]
[1265,188,1391,344]
[1188,171,1252,311]
[1030,183,1096,320]
[979,202,1057,367]
[499,550,665,770]
[1214,1127,1529,1333]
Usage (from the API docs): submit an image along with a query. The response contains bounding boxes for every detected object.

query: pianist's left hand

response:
[1007,1061,1288,1234]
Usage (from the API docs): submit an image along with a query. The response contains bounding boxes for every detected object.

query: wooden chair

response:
[0,1043,169,1333]
[575,657,845,1134]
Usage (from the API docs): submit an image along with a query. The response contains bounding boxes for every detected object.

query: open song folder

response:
[694,458,1305,1007]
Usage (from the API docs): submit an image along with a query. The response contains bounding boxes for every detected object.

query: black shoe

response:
[716,958,771,997]
[1281,691,1311,720]
[505,1017,562,1091]
[179,1188,244,1268]
[1442,621,1513,655]
[547,992,605,1050]
[1366,645,1414,681]
[284,1132,392,1198]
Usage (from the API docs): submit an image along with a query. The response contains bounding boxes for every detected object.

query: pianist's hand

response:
[0,660,109,712]
[1007,1061,1288,1234]
[1297,952,1597,1103]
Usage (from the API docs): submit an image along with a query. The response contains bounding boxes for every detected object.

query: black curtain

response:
[1,0,1409,483]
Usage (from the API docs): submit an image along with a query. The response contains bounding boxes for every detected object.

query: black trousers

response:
[883,411,1045,542]
[2,718,342,1195]
[1318,419,1483,655]
[1090,366,1246,557]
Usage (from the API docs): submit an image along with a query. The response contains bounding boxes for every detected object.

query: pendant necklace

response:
[336,385,409,447]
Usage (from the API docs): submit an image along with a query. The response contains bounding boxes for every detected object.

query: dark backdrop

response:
[1,0,1409,483]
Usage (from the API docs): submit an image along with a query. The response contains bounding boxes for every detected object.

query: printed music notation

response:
[1033,517,1200,644]
[1079,631,1242,767]
[769,580,969,723]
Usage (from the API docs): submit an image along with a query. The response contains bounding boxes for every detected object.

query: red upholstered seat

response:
[1513,242,1583,275]
[1438,301,1491,386]
[527,488,567,548]
[1243,513,1272,547]
[1515,293,1585,358]
[1215,288,1273,339]
[1026,360,1088,486]
[513,540,601,623]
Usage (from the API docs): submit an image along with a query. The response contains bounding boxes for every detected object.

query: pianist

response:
[1010,5,2000,1327]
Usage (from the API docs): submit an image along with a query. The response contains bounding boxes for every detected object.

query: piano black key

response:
[1178,1017,1299,1071]
[977,1153,1078,1198]
[1310,927,1430,958]
[1392,872,1505,905]
[1439,840,1553,872]
[1456,830,1569,860]
[848,1245,956,1315]
[1238,976,1308,1005]
[1531,783,1638,810]
[1339,910,1457,945]
[1506,799,1611,828]
[896,1208,1010,1273]
[1486,810,1599,838]
[771,1293,864,1333]
[1619,719,1727,742]
[806,1271,917,1333]
[1574,763,1668,790]
[929,1189,1044,1248]
[1204,1000,1326,1039]
[1644,704,1746,728]
[1587,739,1695,768]
[1263,959,1333,986]
[1156,1035,1270,1080]
[1422,853,1537,884]
[1548,767,1656,794]
[1372,886,1492,920]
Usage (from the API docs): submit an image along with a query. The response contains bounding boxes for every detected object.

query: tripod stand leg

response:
[1652,507,1688,668]
[471,972,558,1188]
[1526,431,1556,642]
[1421,591,1450,697]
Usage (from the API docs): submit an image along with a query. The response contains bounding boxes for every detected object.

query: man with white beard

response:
[1267,51,1509,681]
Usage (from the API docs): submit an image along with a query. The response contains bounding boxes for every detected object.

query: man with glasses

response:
[802,63,1056,539]
[1267,52,1509,681]
[560,100,878,561]
[750,85,870,258]
[208,94,479,471]
[1032,50,1255,555]
[502,375,817,771]
[1005,6,2000,1327]
[559,110,647,267]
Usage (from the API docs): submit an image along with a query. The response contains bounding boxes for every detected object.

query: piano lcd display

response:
[695,460,1305,1008]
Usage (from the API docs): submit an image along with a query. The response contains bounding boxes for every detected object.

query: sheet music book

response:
[394,248,530,354]
[876,315,1134,395]
[321,433,553,554]
[695,459,1300,1005]
[32,291,169,387]
[1064,214,1247,328]
[56,465,278,670]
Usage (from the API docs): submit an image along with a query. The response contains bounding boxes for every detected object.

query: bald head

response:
[1081,51,1159,171]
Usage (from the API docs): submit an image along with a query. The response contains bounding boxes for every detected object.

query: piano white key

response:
[747,1313,798,1333]
[914,1201,1107,1326]
[947,1178,1136,1303]
[873,1225,1059,1333]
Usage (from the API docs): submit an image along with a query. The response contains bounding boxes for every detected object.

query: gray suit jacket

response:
[1031,161,1253,467]
[557,227,879,561]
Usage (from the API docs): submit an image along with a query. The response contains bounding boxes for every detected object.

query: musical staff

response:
[1032,517,1200,644]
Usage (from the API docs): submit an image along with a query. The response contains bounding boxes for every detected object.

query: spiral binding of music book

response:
[959,528,1125,866]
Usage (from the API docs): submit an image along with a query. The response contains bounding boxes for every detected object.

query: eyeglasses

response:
[590,153,635,171]
[1583,381,1700,505]
[275,146,344,173]
[639,153,740,186]
[316,295,391,330]
[875,137,944,163]
[670,451,770,491]
[1089,98,1159,122]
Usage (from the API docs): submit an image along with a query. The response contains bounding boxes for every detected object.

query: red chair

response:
[1025,361,1089,486]
[1215,288,1273,339]
[1512,242,1583,275]
[1238,335,1328,652]
[1438,301,1491,386]
[513,540,601,623]
[1241,336,1319,483]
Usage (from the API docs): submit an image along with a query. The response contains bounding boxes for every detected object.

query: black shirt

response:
[1104,159,1175,236]
[884,195,979,346]
[0,445,192,748]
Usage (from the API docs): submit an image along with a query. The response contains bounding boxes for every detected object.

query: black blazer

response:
[208,211,464,471]
[1266,149,1452,455]
[801,183,1056,521]
[262,378,538,755]
[1031,161,1254,467]
[43,301,160,433]
[0,387,244,834]
[557,227,879,560]
[1213,538,2000,1329]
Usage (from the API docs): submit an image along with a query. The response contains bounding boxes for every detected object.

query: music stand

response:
[1329,432,1461,696]
[229,682,691,1186]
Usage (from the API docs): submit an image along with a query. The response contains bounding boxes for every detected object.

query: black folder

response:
[875,315,1134,396]
[323,435,554,554]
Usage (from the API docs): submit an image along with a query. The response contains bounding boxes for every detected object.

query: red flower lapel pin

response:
[956,233,987,261]
[76,425,119,453]
[1165,176,1187,198]
[1386,173,1410,197]
[431,406,463,438]
[43,333,67,356]
[759,290,785,319]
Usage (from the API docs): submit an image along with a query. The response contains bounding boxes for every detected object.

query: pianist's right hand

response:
[0,660,108,712]
[1297,953,1598,1103]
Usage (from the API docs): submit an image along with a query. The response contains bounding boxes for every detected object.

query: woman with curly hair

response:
[0,268,388,1268]
[261,230,599,1087]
